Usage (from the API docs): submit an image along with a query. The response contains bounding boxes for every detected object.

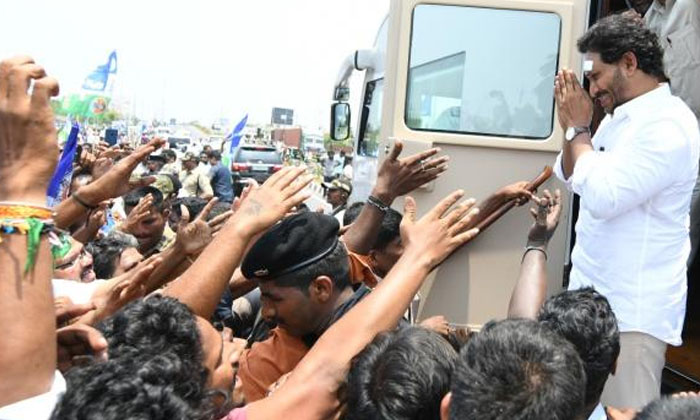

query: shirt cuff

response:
[0,371,66,420]
[570,151,598,196]
[553,152,574,191]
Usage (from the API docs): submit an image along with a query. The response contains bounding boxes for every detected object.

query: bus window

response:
[405,5,561,140]
[358,78,384,157]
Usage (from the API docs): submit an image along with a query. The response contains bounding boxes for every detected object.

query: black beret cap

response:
[241,212,340,279]
[147,154,166,163]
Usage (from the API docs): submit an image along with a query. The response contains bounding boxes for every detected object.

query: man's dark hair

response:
[53,296,220,419]
[209,150,221,161]
[538,287,620,409]
[636,396,700,420]
[343,202,365,225]
[577,13,666,81]
[162,149,177,161]
[124,186,166,213]
[373,207,402,250]
[98,296,204,370]
[85,232,139,279]
[449,318,586,420]
[52,352,216,420]
[171,196,208,220]
[264,242,351,293]
[343,203,402,251]
[346,326,457,420]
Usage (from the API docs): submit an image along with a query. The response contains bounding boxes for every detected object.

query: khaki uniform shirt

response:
[179,166,213,198]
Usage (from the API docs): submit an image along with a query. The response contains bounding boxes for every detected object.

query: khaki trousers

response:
[600,332,667,410]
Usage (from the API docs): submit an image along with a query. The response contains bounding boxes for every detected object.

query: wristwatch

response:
[565,126,590,141]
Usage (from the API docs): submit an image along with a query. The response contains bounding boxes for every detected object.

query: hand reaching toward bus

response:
[400,190,479,271]
[527,189,562,248]
[496,181,533,206]
[372,139,449,204]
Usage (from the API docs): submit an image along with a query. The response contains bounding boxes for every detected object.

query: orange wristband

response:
[0,202,54,220]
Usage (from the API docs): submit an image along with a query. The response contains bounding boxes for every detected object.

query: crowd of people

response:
[1,9,700,420]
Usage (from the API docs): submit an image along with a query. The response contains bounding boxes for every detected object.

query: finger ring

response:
[420,160,426,172]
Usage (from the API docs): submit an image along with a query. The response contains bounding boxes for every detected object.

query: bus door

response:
[377,0,591,327]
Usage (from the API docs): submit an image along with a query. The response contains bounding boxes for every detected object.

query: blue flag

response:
[82,51,117,92]
[227,114,248,156]
[47,123,80,207]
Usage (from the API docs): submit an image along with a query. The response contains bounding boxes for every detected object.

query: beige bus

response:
[330,0,700,391]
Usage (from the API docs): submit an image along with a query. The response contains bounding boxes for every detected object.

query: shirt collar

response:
[587,403,607,420]
[613,83,670,120]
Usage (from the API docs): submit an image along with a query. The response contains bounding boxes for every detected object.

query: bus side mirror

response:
[331,103,351,141]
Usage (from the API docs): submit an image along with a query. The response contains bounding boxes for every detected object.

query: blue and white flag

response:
[227,114,248,156]
[82,51,117,93]
[47,123,80,207]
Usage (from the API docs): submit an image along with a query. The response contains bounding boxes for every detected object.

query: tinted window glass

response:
[236,149,282,164]
[406,5,561,139]
[358,78,384,157]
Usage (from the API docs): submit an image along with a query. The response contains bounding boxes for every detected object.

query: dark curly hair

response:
[53,296,225,419]
[97,295,204,370]
[52,352,214,420]
[449,319,586,420]
[577,12,667,81]
[345,326,457,420]
[636,396,700,420]
[538,287,620,409]
[85,232,139,279]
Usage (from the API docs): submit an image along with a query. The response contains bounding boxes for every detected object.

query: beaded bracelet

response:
[0,202,54,220]
[0,217,55,274]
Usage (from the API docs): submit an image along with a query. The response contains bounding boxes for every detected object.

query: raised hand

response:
[373,139,449,203]
[0,56,60,204]
[233,166,312,237]
[175,198,219,255]
[120,194,153,235]
[527,189,562,247]
[400,191,480,271]
[554,69,593,129]
[419,315,451,337]
[497,181,533,206]
[78,137,166,205]
[232,179,258,213]
[56,324,108,373]
[91,156,114,180]
[84,255,161,325]
[86,204,108,232]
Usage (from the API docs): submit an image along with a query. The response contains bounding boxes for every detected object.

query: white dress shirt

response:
[554,84,700,345]
[644,0,676,38]
[661,0,700,124]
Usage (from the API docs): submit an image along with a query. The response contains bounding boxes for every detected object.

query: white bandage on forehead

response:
[583,60,594,72]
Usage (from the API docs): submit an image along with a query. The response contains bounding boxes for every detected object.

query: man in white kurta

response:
[553,14,700,410]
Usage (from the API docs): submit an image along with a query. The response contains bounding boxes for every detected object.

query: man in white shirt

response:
[644,0,676,36]
[553,14,700,409]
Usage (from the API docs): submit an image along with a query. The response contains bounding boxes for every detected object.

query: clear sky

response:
[0,0,389,130]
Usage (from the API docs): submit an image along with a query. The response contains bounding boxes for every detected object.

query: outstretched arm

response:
[163,167,311,319]
[508,189,562,319]
[0,56,60,406]
[54,138,164,230]
[342,139,448,255]
[248,191,481,419]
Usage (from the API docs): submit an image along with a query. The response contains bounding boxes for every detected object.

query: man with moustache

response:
[553,14,699,410]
